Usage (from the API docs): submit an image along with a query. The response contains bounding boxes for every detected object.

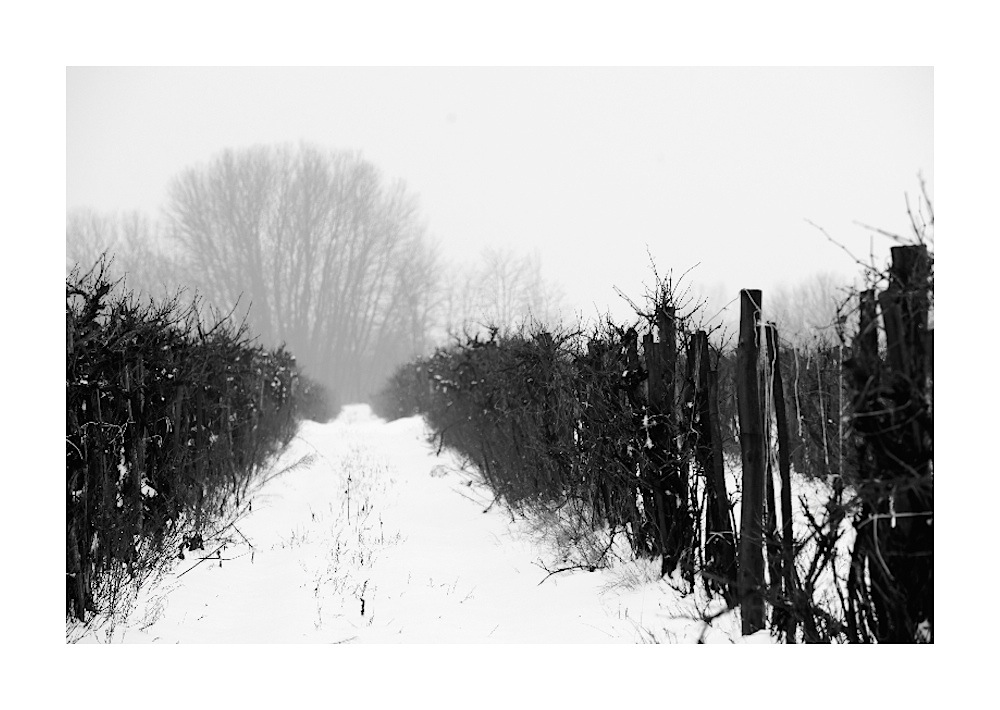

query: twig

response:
[192,552,249,562]
[231,524,254,550]
[704,295,740,326]
[695,601,737,643]
[805,219,871,271]
[534,560,596,586]
[176,540,229,579]
[450,485,489,509]
[852,220,908,245]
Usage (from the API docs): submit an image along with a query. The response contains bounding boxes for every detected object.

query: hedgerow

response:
[66,260,310,623]
[375,259,928,642]
[375,319,692,566]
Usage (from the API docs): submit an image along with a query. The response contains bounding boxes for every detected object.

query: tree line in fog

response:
[66,143,563,405]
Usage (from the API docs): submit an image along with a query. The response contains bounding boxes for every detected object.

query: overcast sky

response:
[67,66,932,323]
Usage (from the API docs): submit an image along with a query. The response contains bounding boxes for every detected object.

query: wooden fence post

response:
[640,303,695,579]
[623,328,652,556]
[737,289,766,635]
[763,395,780,627]
[790,347,808,475]
[885,245,934,639]
[659,305,691,579]
[847,244,934,642]
[889,244,932,382]
[761,327,779,614]
[642,330,668,564]
[766,322,796,640]
[693,330,736,602]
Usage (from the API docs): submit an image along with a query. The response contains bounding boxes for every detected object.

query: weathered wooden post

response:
[766,322,796,639]
[642,327,669,566]
[764,426,780,620]
[885,244,932,379]
[642,333,666,555]
[659,305,690,578]
[761,328,780,613]
[847,287,880,642]
[847,244,934,642]
[882,245,934,640]
[632,301,688,577]
[624,327,652,556]
[789,347,808,476]
[692,330,735,601]
[683,333,701,580]
[737,289,766,635]
[641,303,694,579]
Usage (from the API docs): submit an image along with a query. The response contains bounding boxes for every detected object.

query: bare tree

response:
[768,272,852,346]
[518,249,564,326]
[66,208,181,300]
[166,144,438,403]
[441,246,564,336]
[438,268,484,337]
[478,246,525,329]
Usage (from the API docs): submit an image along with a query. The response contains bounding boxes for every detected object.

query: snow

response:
[69,404,767,644]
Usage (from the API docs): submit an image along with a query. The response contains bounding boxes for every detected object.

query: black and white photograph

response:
[64,64,934,647]
[13,0,992,703]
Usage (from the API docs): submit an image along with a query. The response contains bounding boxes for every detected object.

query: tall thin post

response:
[737,289,766,634]
[696,331,736,602]
[623,328,649,556]
[761,327,779,612]
[767,323,796,640]
[642,331,667,562]
[656,305,690,579]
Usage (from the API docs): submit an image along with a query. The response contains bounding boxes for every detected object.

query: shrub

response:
[378,275,895,641]
[377,321,675,562]
[370,359,429,422]
[66,259,305,623]
[295,374,339,423]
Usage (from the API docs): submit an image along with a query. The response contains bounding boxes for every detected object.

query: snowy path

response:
[74,405,750,644]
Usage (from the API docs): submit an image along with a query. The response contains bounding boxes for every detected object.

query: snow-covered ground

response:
[69,404,779,644]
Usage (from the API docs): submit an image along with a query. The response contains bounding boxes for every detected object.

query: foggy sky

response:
[67,67,932,324]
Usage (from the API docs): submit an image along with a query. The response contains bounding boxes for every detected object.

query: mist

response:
[67,68,933,407]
